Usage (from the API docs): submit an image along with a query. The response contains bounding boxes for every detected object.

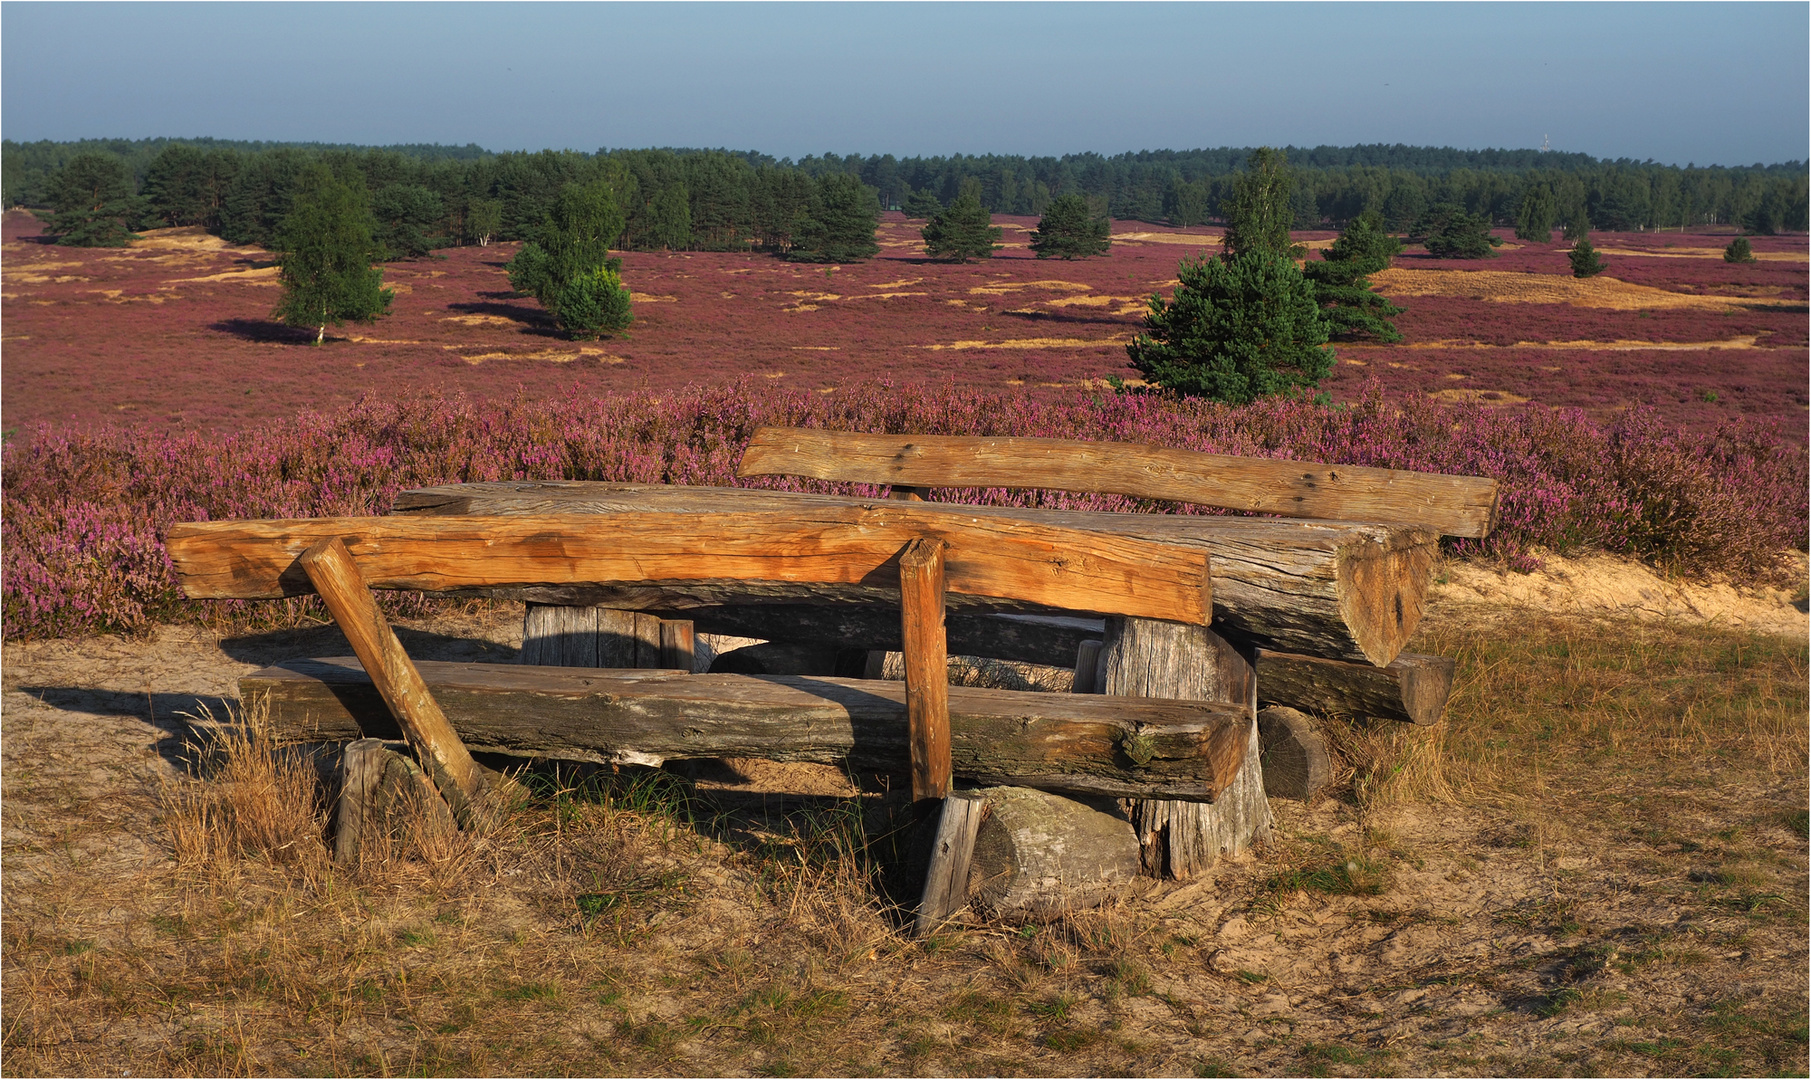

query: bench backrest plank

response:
[166,508,1212,626]
[736,427,1498,538]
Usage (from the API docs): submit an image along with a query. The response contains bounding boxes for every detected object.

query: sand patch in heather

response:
[1371,268,1765,310]
[1434,549,1808,641]
[1596,246,1808,262]
[167,265,281,286]
[629,292,677,303]
[917,336,1125,350]
[1423,388,1531,406]
[967,279,1092,296]
[441,314,520,327]
[1381,335,1763,351]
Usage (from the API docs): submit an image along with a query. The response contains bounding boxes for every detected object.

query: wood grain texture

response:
[297,538,489,829]
[658,619,696,672]
[390,482,1437,666]
[916,792,986,936]
[1103,617,1274,879]
[737,427,1499,538]
[901,538,951,801]
[1256,706,1331,801]
[1256,650,1456,726]
[168,508,1212,627]
[966,787,1140,918]
[241,658,1252,801]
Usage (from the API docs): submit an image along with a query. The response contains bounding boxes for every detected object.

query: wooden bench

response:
[167,505,1250,925]
[167,428,1494,924]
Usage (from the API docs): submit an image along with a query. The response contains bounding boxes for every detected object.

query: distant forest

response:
[5,136,1806,255]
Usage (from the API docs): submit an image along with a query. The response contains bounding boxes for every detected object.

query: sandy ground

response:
[3,555,1807,1074]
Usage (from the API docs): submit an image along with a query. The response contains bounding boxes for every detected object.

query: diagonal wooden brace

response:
[298,537,492,830]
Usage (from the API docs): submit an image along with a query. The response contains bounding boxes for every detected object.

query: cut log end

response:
[1335,535,1437,667]
[966,787,1139,919]
[1257,706,1331,802]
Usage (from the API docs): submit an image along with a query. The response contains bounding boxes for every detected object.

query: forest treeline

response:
[5,136,1805,257]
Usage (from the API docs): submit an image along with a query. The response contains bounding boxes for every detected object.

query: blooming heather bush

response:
[4,381,1805,639]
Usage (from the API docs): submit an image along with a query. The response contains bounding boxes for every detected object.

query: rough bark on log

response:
[1257,706,1332,802]
[900,538,951,801]
[388,482,1435,666]
[737,426,1500,537]
[241,658,1251,801]
[1104,617,1274,879]
[1257,650,1455,726]
[916,792,987,935]
[168,509,1213,628]
[298,538,490,829]
[966,787,1141,919]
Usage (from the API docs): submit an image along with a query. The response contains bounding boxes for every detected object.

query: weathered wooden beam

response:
[240,658,1252,802]
[1256,650,1456,726]
[390,482,1437,667]
[1104,617,1273,879]
[901,538,952,801]
[737,427,1499,538]
[167,509,1212,627]
[298,538,490,829]
[915,792,986,936]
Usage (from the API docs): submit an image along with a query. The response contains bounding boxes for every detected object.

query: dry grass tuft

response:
[1316,716,1455,809]
[163,701,329,871]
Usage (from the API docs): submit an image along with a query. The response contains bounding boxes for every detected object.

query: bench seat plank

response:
[241,657,1251,802]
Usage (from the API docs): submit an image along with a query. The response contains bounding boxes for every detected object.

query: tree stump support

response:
[1102,616,1273,879]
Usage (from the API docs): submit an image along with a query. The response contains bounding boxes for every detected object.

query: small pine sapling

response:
[1568,237,1606,278]
[1302,211,1405,342]
[1723,237,1756,264]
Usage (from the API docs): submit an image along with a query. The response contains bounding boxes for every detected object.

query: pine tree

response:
[921,189,1001,262]
[1568,237,1606,278]
[901,187,943,219]
[1412,203,1496,258]
[1515,185,1555,242]
[1029,193,1110,259]
[787,173,880,262]
[271,167,393,345]
[1302,211,1405,342]
[45,152,145,247]
[504,179,633,338]
[1723,237,1756,264]
[1221,147,1302,259]
[371,183,444,259]
[1561,204,1591,242]
[1126,251,1334,403]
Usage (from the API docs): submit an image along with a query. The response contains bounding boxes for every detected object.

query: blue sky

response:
[3,2,1805,165]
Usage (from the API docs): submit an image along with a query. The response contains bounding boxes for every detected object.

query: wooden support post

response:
[900,537,951,802]
[334,738,387,865]
[1072,639,1103,694]
[659,619,696,672]
[1105,616,1273,879]
[914,791,987,936]
[298,537,491,829]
